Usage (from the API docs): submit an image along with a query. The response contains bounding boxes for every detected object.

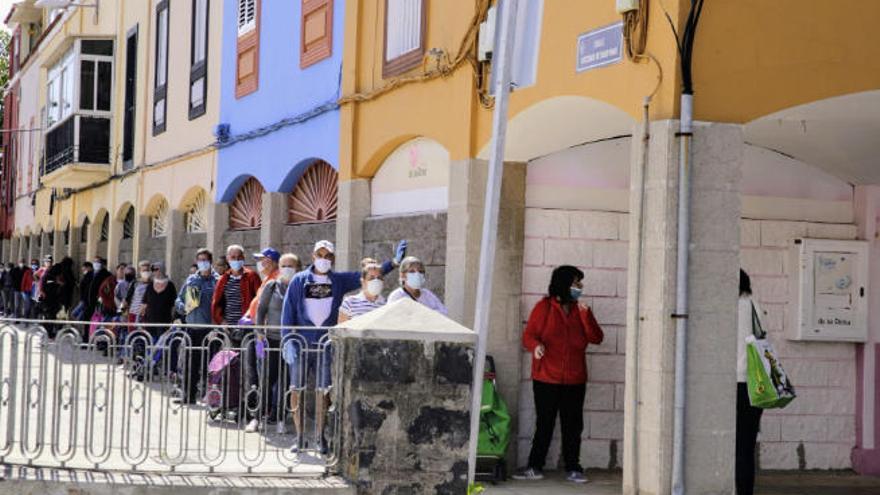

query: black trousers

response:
[527,380,586,472]
[736,382,763,495]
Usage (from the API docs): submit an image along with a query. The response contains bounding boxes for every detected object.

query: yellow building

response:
[6,0,221,283]
[336,0,880,491]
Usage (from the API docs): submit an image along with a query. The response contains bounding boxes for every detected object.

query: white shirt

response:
[388,287,448,316]
[340,291,386,319]
[304,274,333,326]
[737,295,764,382]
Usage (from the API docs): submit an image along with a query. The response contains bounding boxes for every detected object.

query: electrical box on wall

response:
[787,238,869,342]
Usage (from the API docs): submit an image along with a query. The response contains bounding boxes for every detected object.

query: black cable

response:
[664,0,706,95]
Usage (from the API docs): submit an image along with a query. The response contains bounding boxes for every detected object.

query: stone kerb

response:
[332,299,476,494]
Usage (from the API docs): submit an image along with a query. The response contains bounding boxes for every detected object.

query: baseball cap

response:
[254,247,281,262]
[313,240,335,254]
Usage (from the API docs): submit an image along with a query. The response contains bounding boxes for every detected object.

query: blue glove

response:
[394,240,408,265]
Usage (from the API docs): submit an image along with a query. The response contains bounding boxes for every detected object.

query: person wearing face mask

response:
[124,260,153,325]
[73,262,94,322]
[338,259,386,323]
[280,239,406,454]
[114,264,131,312]
[254,253,301,434]
[87,257,113,323]
[141,262,177,330]
[2,262,15,316]
[386,256,448,315]
[32,257,50,317]
[15,258,34,319]
[514,265,603,484]
[211,245,261,333]
[174,249,219,404]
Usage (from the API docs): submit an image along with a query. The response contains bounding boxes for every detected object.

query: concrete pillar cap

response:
[332,299,476,344]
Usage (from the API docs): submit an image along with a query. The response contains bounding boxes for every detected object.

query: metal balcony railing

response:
[0,318,339,476]
[43,115,111,176]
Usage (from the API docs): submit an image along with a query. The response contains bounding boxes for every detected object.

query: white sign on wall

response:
[788,238,869,342]
[370,137,450,217]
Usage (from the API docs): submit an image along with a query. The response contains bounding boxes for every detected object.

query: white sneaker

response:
[275,421,287,435]
[566,471,589,484]
[245,418,260,433]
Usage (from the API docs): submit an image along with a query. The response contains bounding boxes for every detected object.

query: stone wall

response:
[118,238,134,265]
[97,241,109,261]
[175,232,208,282]
[281,221,337,265]
[743,219,858,470]
[363,213,447,300]
[222,229,261,263]
[520,208,628,469]
[518,207,859,471]
[336,332,472,494]
[141,236,166,265]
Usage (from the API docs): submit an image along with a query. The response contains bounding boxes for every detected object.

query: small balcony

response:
[41,114,111,189]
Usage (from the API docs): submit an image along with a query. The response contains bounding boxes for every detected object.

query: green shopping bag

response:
[745,302,796,409]
[477,378,511,458]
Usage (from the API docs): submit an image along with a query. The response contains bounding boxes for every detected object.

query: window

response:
[189,0,209,119]
[123,26,138,168]
[184,190,207,233]
[235,0,260,98]
[46,47,75,128]
[383,0,425,77]
[122,208,135,239]
[80,218,90,243]
[238,0,256,35]
[300,0,333,68]
[153,1,169,135]
[99,215,109,242]
[151,199,169,238]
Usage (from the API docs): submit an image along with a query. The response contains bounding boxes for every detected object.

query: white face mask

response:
[366,279,384,297]
[197,260,211,273]
[279,267,297,281]
[314,258,332,274]
[140,271,151,281]
[405,272,425,290]
[93,263,103,272]
[229,260,244,272]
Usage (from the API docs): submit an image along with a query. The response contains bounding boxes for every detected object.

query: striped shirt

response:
[224,276,244,325]
[129,282,149,315]
[339,291,386,319]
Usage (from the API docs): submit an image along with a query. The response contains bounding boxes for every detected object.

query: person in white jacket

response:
[736,269,764,495]
[387,256,447,315]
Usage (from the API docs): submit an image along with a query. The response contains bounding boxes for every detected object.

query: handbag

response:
[745,302,796,409]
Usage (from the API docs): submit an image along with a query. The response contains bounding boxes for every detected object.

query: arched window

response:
[184,190,207,233]
[99,215,109,241]
[287,161,338,224]
[80,218,90,243]
[151,199,169,238]
[63,223,70,245]
[122,208,135,239]
[229,178,264,230]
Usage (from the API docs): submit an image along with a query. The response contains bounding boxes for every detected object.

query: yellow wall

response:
[341,0,880,180]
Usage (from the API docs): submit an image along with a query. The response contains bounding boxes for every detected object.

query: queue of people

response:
[0,238,451,451]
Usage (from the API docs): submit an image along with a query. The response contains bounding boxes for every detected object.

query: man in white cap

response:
[280,239,406,454]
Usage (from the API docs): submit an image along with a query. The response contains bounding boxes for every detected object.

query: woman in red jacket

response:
[514,265,604,484]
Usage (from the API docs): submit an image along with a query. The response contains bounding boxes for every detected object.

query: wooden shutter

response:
[235,0,260,98]
[300,0,333,69]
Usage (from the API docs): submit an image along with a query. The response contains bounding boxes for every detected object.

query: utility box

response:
[787,238,869,342]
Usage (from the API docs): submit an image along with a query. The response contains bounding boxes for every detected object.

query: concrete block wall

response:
[520,207,628,469]
[222,229,261,265]
[281,222,337,266]
[363,213,447,300]
[742,219,859,470]
[175,232,208,282]
[141,237,166,266]
[118,238,134,265]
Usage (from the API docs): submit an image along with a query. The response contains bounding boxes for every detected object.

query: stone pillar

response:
[623,121,743,495]
[134,214,151,264]
[334,299,475,494]
[207,201,229,261]
[444,158,526,464]
[68,227,80,262]
[166,210,185,284]
[260,192,286,251]
[335,179,370,272]
[85,219,99,263]
[52,229,64,263]
[11,237,20,262]
[107,217,122,269]
[39,231,49,261]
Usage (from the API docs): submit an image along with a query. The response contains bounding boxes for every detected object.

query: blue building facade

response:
[217,0,344,203]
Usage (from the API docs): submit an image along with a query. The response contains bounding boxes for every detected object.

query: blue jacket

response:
[281,261,392,344]
[175,272,219,325]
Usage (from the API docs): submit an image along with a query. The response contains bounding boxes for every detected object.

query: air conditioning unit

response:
[478,6,497,62]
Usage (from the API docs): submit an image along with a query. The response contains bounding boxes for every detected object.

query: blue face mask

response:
[197,260,211,272]
[229,260,244,272]
[570,287,583,300]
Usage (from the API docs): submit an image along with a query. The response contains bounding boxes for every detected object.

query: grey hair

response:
[226,244,245,256]
[398,256,424,280]
[138,260,151,269]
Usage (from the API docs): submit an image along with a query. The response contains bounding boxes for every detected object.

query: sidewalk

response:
[484,470,880,494]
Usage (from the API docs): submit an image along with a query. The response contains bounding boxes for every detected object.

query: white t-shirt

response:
[387,287,448,316]
[304,274,333,326]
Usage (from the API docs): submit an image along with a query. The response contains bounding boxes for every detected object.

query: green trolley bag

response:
[745,302,796,409]
[478,378,511,458]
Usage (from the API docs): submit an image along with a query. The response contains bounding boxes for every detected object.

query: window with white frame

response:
[79,40,114,113]
[153,1,169,134]
[383,0,425,77]
[238,0,256,35]
[190,0,209,119]
[46,47,75,128]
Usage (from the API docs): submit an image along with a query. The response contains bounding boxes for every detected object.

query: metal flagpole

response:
[466,0,519,487]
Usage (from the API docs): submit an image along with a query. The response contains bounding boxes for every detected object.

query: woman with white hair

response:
[386,256,447,315]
